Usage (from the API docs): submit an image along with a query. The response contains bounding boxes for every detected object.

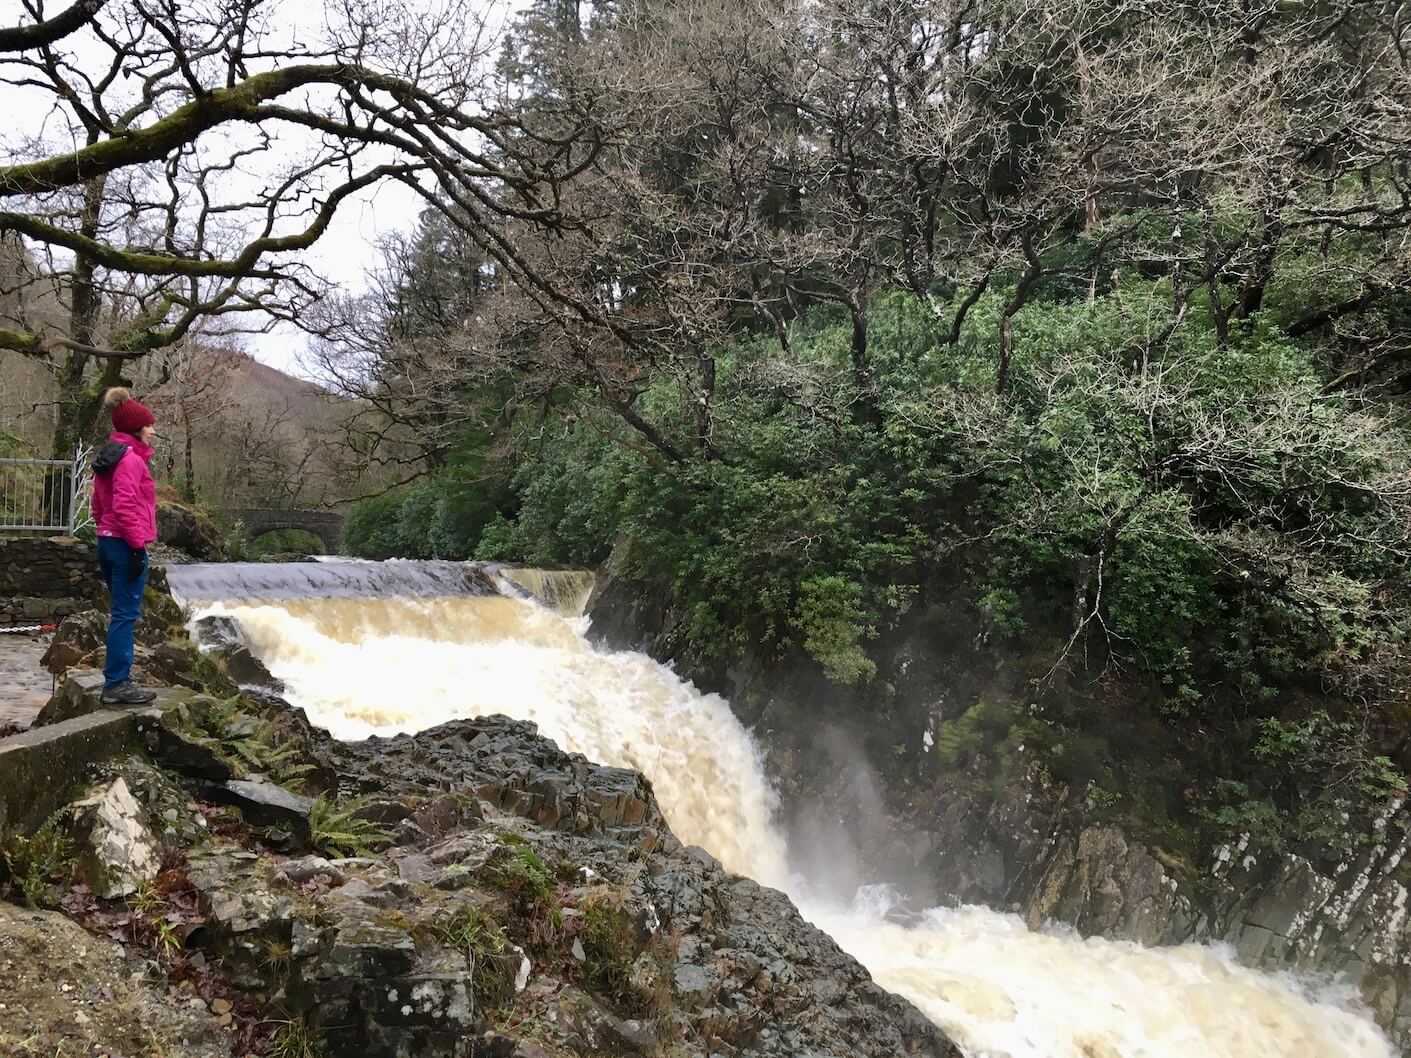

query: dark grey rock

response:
[325,714,962,1058]
[192,615,245,650]
[34,670,106,726]
[552,986,657,1054]
[274,855,345,886]
[187,845,296,936]
[191,615,283,691]
[157,501,223,560]
[40,611,107,678]
[194,777,314,849]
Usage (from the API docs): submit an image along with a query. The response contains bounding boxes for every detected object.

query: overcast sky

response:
[0,0,515,379]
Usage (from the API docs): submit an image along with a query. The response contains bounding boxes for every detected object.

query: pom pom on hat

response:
[103,387,156,435]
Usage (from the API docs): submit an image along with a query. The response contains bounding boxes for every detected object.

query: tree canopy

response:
[4,0,1411,846]
[331,0,1411,849]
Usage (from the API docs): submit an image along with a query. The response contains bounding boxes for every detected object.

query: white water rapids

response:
[186,579,1394,1058]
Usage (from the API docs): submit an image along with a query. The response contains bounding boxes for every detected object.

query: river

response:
[168,561,1394,1058]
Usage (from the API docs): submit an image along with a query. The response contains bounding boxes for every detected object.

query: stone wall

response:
[0,536,97,625]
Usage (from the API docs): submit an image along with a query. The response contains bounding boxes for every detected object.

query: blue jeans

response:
[97,536,147,688]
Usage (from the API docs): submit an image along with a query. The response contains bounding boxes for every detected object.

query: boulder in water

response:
[192,614,283,692]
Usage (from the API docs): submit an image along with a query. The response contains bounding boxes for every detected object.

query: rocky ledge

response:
[0,621,960,1058]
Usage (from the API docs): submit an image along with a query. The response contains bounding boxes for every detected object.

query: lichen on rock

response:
[68,776,161,899]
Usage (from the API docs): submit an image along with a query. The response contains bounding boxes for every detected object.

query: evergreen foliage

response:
[333,0,1411,847]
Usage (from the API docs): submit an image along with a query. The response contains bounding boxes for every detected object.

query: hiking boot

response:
[100,680,157,706]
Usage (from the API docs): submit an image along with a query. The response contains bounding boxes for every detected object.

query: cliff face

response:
[586,558,1411,1050]
[885,764,1411,1049]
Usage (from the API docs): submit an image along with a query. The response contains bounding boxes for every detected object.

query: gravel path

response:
[0,632,55,729]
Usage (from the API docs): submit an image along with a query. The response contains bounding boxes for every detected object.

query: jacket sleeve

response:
[111,454,149,549]
[90,472,107,528]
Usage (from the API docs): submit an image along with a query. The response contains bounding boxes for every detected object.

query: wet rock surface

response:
[0,632,52,730]
[5,649,963,1058]
[34,670,108,725]
[192,614,284,691]
[317,715,960,1057]
[336,716,673,850]
[193,777,314,849]
[811,756,1411,1052]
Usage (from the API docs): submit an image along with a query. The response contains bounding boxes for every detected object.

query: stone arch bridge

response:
[222,508,344,553]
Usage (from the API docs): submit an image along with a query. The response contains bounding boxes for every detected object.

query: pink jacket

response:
[92,431,157,549]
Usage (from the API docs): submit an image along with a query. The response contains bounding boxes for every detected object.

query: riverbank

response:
[2,561,1398,1057]
[0,586,961,1058]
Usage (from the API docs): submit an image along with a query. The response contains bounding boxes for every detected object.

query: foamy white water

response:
[811,889,1391,1058]
[197,596,790,889]
[195,590,1394,1058]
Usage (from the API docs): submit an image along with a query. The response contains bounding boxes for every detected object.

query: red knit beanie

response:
[103,387,156,435]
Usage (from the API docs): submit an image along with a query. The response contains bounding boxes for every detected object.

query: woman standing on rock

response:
[91,387,159,705]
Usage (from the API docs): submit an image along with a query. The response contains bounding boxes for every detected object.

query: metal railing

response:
[0,445,92,534]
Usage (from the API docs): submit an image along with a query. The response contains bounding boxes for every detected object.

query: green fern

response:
[0,809,74,908]
[274,762,317,794]
[175,695,304,781]
[307,797,390,858]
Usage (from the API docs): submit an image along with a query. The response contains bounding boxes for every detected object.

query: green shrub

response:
[0,810,74,908]
[411,280,1411,846]
[795,575,876,684]
[222,520,251,561]
[933,701,1016,772]
[342,491,408,558]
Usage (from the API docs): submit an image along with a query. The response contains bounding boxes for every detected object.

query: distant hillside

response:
[229,354,331,418]
[162,347,364,513]
[1,336,374,512]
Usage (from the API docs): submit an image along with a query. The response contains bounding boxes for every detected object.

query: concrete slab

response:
[0,708,149,832]
[35,669,194,728]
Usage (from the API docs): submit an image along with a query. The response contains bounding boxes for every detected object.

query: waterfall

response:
[173,562,1394,1058]
[496,567,597,617]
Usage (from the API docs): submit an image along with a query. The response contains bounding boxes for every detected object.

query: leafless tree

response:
[0,0,606,457]
[263,0,1411,483]
[139,338,239,501]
